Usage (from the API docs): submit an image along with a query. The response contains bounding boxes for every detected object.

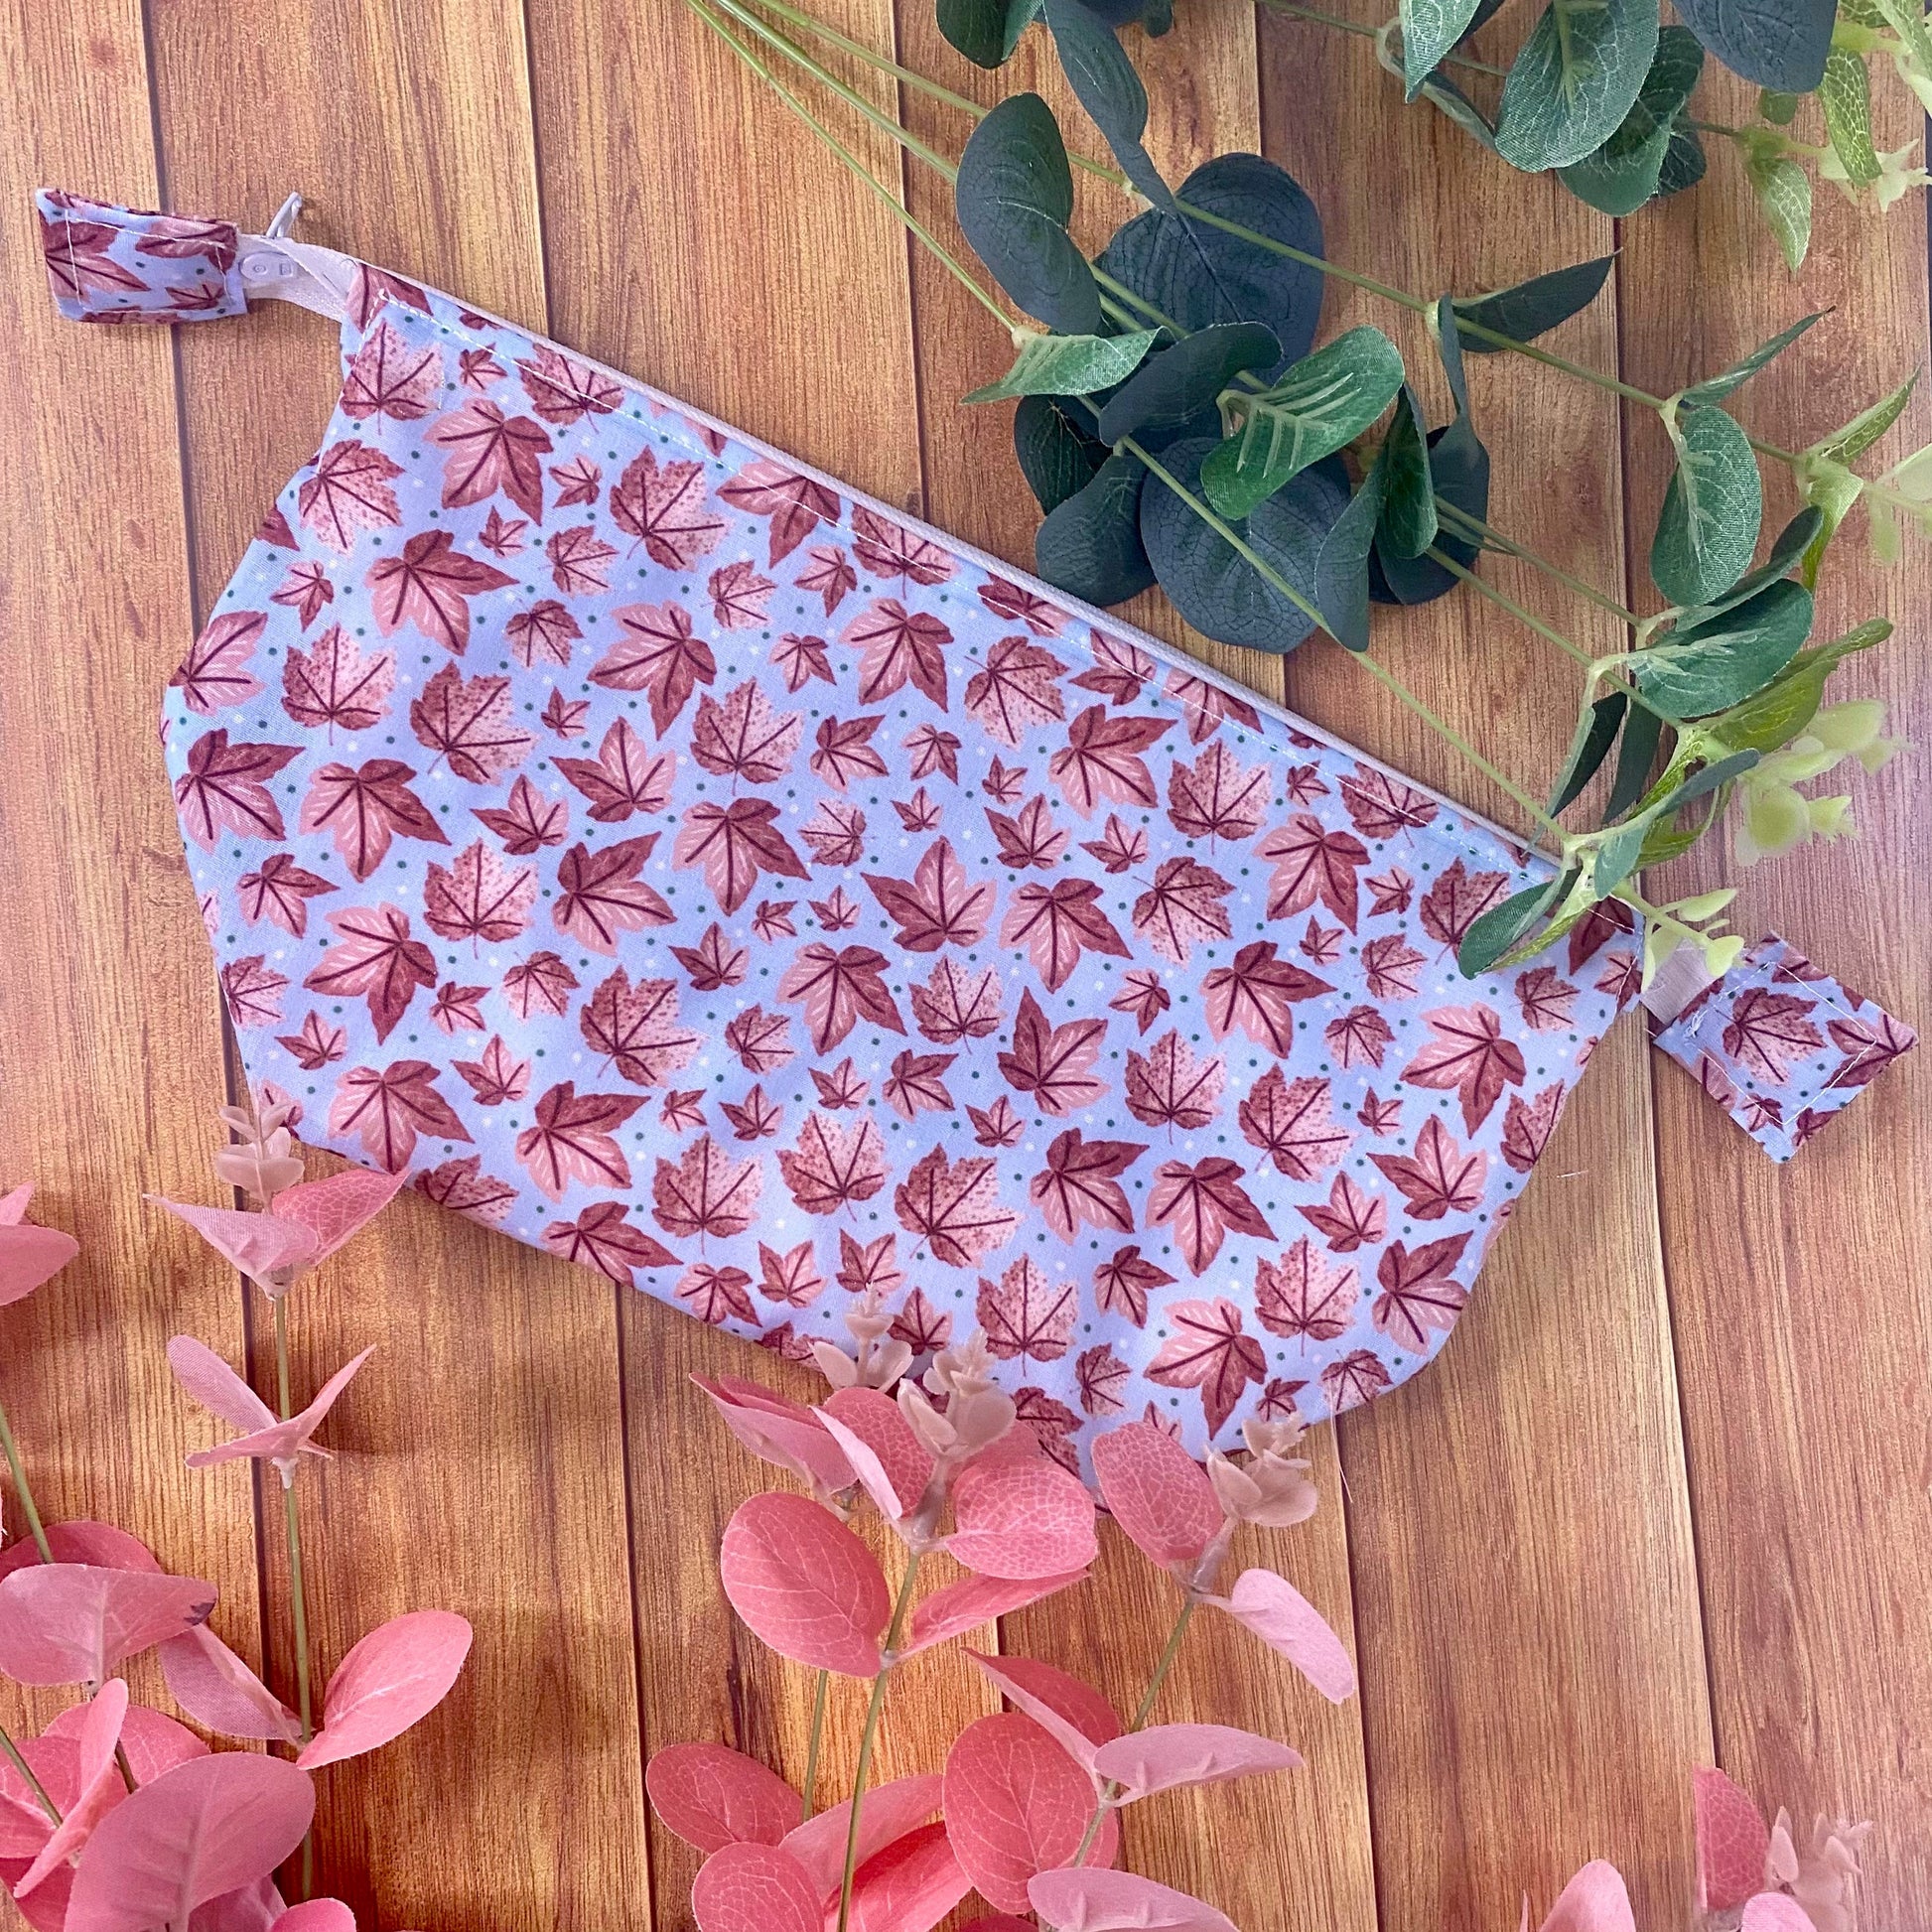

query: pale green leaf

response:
[1650,403,1763,605]
[964,329,1161,404]
[1399,0,1485,95]
[1820,48,1882,188]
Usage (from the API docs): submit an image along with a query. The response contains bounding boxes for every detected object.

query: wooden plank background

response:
[1,2,1927,1928]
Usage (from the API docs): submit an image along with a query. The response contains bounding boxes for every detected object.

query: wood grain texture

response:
[2,2,1929,1928]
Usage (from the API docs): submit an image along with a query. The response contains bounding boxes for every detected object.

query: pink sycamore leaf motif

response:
[1133,858,1234,964]
[709,560,776,630]
[1372,1233,1472,1350]
[1722,986,1827,1083]
[298,758,448,882]
[998,993,1107,1117]
[282,624,394,736]
[718,460,841,565]
[1339,766,1440,840]
[545,1201,679,1287]
[978,574,1066,635]
[777,943,904,1054]
[1325,1004,1395,1069]
[1071,632,1155,704]
[220,956,287,1030]
[554,837,675,953]
[978,1256,1078,1364]
[842,598,951,710]
[1147,1297,1267,1436]
[298,439,403,552]
[271,559,334,628]
[1321,1348,1392,1413]
[676,799,812,915]
[455,1034,533,1106]
[909,957,1003,1045]
[1297,1172,1387,1254]
[850,505,955,586]
[365,529,515,656]
[341,317,443,421]
[303,902,436,1042]
[795,543,858,616]
[1124,1032,1225,1133]
[1031,1131,1145,1242]
[895,1147,1019,1268]
[590,601,717,735]
[473,773,567,856]
[1164,670,1261,743]
[295,1609,473,1771]
[1049,706,1173,817]
[1826,1009,1917,1087]
[964,636,1067,746]
[719,1491,891,1677]
[504,599,582,669]
[410,662,535,783]
[1419,858,1510,953]
[691,680,803,786]
[172,611,266,716]
[1001,879,1132,993]
[546,523,619,596]
[1201,942,1333,1053]
[555,717,675,823]
[517,1081,645,1200]
[427,397,551,524]
[423,841,536,947]
[1369,1113,1487,1220]
[611,445,727,569]
[174,731,300,850]
[1501,1081,1565,1173]
[328,1061,472,1173]
[1257,814,1370,931]
[1238,1067,1350,1181]
[167,1336,373,1482]
[863,837,995,951]
[1401,1004,1527,1132]
[1168,740,1269,844]
[1256,1239,1359,1347]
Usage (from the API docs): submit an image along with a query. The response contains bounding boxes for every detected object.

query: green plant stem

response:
[1254,0,1509,76]
[834,1551,923,1932]
[1433,499,1643,625]
[1425,544,1598,666]
[0,1718,61,1827]
[800,1667,830,1825]
[0,1395,54,1566]
[273,1299,315,1903]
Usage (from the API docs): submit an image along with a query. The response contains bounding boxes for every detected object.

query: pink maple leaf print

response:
[459,346,506,391]
[1361,933,1425,1003]
[555,718,674,823]
[282,625,394,736]
[611,446,726,570]
[473,773,567,855]
[551,454,603,506]
[503,601,582,670]
[884,1049,956,1121]
[795,543,857,616]
[341,318,443,421]
[998,992,1107,1118]
[330,1061,471,1173]
[964,636,1067,746]
[1201,942,1333,1054]
[419,1154,516,1224]
[690,681,802,786]
[409,663,535,783]
[544,1203,678,1288]
[1302,917,1343,967]
[1164,669,1261,742]
[978,575,1065,635]
[422,841,536,946]
[501,951,579,1020]
[40,207,145,300]
[427,398,551,523]
[1030,1129,1146,1240]
[1357,1089,1402,1136]
[299,759,449,881]
[1401,1004,1526,1132]
[810,715,888,791]
[454,1035,532,1106]
[1500,1082,1564,1173]
[1000,879,1132,992]
[673,798,812,914]
[1826,1011,1917,1088]
[298,440,403,552]
[172,611,266,715]
[516,344,623,424]
[344,264,432,330]
[1093,1245,1173,1325]
[1515,966,1579,1034]
[1258,815,1370,931]
[277,1011,345,1071]
[776,1112,887,1214]
[709,560,776,630]
[1076,1344,1129,1417]
[895,1148,1018,1268]
[850,505,954,586]
[220,955,288,1029]
[580,968,701,1087]
[271,560,334,628]
[1256,1239,1359,1347]
[546,524,618,596]
[366,530,515,655]
[1071,633,1155,704]
[1372,1233,1473,1351]
[863,838,995,952]
[644,1134,760,1241]
[1365,868,1413,916]
[843,599,951,710]
[773,630,834,691]
[303,902,437,1042]
[175,731,300,850]
[1369,1114,1486,1220]
[553,837,675,954]
[978,1258,1077,1363]
[1325,1004,1394,1069]
[718,460,841,564]
[984,794,1066,869]
[910,958,1003,1044]
[1082,814,1148,876]
[542,689,589,738]
[777,943,905,1053]
[679,1262,757,1325]
[1339,768,1439,840]
[431,981,488,1032]
[1167,741,1269,844]
[1296,1173,1386,1254]
[1419,859,1510,953]
[517,1081,646,1200]
[676,922,749,990]
[1132,858,1232,964]
[1147,1298,1265,1438]
[759,1239,827,1308]
[1049,706,1172,817]
[590,602,716,734]
[237,852,334,938]
[1123,1033,1224,1133]
[1722,987,1827,1083]
[1321,1349,1392,1414]
[1147,1159,1274,1275]
[1238,1068,1350,1181]
[1110,968,1171,1035]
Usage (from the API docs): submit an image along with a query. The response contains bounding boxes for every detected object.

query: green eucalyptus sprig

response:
[687,0,1908,987]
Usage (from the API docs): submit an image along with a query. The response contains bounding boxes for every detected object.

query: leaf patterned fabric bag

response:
[42,191,1654,1468]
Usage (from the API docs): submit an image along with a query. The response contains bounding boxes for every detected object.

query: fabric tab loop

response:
[36,189,247,325]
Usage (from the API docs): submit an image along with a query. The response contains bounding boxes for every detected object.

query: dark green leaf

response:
[1374,420,1488,603]
[956,93,1102,334]
[1819,48,1882,189]
[938,0,1040,67]
[1457,872,1571,976]
[964,328,1161,404]
[1682,311,1827,406]
[1658,125,1708,196]
[1042,0,1173,207]
[1550,691,1628,815]
[1453,255,1615,351]
[1809,369,1919,467]
[1589,819,1647,895]
[1676,505,1823,625]
[1674,0,1833,90]
[1602,701,1665,822]
[1371,387,1436,559]
[1496,0,1660,172]
[1650,405,1763,606]
[1558,27,1704,214]
[1416,71,1500,149]
[1313,462,1387,652]
[1139,437,1348,650]
[1099,154,1326,374]
[1200,326,1406,518]
[1015,393,1109,511]
[1632,578,1814,719]
[1035,451,1157,603]
[1399,0,1485,95]
[1758,87,1803,124]
[1096,322,1281,445]
[1435,293,1472,418]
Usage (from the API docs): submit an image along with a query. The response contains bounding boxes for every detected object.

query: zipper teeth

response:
[253,232,1543,871]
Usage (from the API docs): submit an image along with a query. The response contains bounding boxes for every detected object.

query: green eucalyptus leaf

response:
[1559,26,1704,214]
[1658,125,1709,196]
[1099,153,1326,373]
[1435,293,1473,418]
[1416,71,1501,148]
[1592,749,1758,892]
[1869,0,1932,78]
[1676,505,1823,625]
[1399,0,1485,95]
[1674,0,1834,91]
[1602,700,1665,821]
[1632,578,1814,718]
[1590,818,1648,895]
[1096,322,1281,445]
[1650,404,1763,606]
[1015,393,1109,511]
[1551,690,1628,815]
[965,328,1162,404]
[1200,326,1406,519]
[1808,369,1918,467]
[938,0,1040,67]
[1758,87,1803,124]
[1738,132,1812,272]
[1706,656,1834,752]
[1372,386,1437,560]
[1797,458,1863,586]
[1457,872,1570,976]
[956,93,1103,334]
[1453,255,1615,350]
[1139,437,1349,650]
[1496,0,1660,172]
[1375,420,1488,603]
[1042,0,1174,208]
[1035,451,1158,604]
[1682,311,1827,407]
[1313,462,1388,652]
[1819,48,1882,188]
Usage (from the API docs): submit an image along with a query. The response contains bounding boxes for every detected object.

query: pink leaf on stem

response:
[693,1376,855,1493]
[1029,1867,1239,1932]
[44,1702,206,1789]
[945,1452,1098,1580]
[185,1877,288,1932]
[1089,1723,1302,1803]
[0,1185,79,1307]
[0,1522,160,1580]
[818,1387,934,1519]
[898,1570,1089,1656]
[1738,1896,1814,1932]
[159,1623,302,1743]
[169,1338,374,1482]
[644,1742,798,1854]
[1090,1421,1223,1570]
[0,1734,77,1859]
[688,1841,821,1932]
[1695,1767,1771,1912]
[0,1565,215,1686]
[295,1609,473,1770]
[146,1199,319,1295]
[942,1713,1116,1913]
[270,1902,356,1932]
[1208,1568,1356,1703]
[968,1652,1120,1776]
[13,1679,128,1898]
[844,1821,972,1932]
[65,1754,315,1932]
[1536,1861,1637,1932]
[719,1492,891,1677]
[779,1773,941,1896]
[266,1168,405,1263]
[960,1920,1035,1931]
